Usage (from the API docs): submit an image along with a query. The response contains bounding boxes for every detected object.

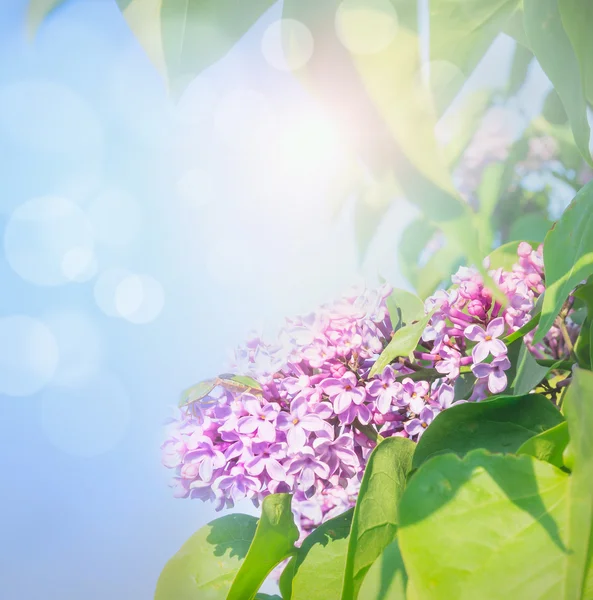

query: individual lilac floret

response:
[277,396,328,451]
[464,317,507,363]
[366,365,402,414]
[405,406,438,438]
[320,372,369,425]
[237,396,280,442]
[471,355,512,394]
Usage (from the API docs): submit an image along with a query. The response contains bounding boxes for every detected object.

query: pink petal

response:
[237,415,259,434]
[287,425,307,450]
[486,317,505,338]
[258,420,276,442]
[334,392,352,414]
[472,341,490,364]
[266,458,286,481]
[464,323,486,342]
[488,370,507,394]
[489,338,507,357]
[471,363,492,379]
[357,404,372,425]
[300,415,326,432]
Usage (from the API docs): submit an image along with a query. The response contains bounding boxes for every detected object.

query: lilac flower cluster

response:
[162,242,569,533]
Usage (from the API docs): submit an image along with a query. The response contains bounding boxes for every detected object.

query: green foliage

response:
[154,513,258,600]
[412,393,564,469]
[385,289,424,332]
[290,509,354,600]
[357,540,407,600]
[517,421,570,470]
[506,338,550,395]
[399,450,570,599]
[26,0,67,38]
[536,180,593,343]
[342,437,414,600]
[524,0,592,164]
[369,313,433,378]
[227,494,299,600]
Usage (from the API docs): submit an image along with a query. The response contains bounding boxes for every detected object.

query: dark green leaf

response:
[369,313,433,378]
[341,437,415,600]
[356,540,407,600]
[487,239,538,272]
[227,494,299,600]
[453,372,475,401]
[535,181,593,343]
[291,509,353,600]
[517,421,570,469]
[412,393,564,469]
[279,558,295,600]
[399,450,569,599]
[508,42,533,96]
[524,0,591,164]
[562,367,593,598]
[574,280,593,370]
[154,513,257,600]
[255,595,282,600]
[506,338,550,395]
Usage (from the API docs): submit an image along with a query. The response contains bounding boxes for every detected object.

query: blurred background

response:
[0,0,577,598]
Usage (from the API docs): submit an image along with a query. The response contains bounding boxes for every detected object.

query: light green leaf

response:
[506,338,550,395]
[386,289,424,332]
[26,0,67,38]
[562,367,593,598]
[508,213,552,243]
[535,181,593,343]
[524,0,592,164]
[508,42,533,96]
[558,0,593,105]
[476,162,505,254]
[517,421,570,470]
[227,494,299,600]
[357,540,407,600]
[279,557,295,600]
[429,0,520,110]
[369,313,432,378]
[399,450,569,599]
[542,89,569,126]
[291,509,353,600]
[178,378,217,409]
[573,280,593,370]
[341,437,415,600]
[412,393,564,469]
[154,513,258,600]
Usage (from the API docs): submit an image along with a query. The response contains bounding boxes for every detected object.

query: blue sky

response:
[0,1,550,599]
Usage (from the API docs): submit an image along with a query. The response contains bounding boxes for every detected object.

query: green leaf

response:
[255,595,282,600]
[453,372,475,401]
[558,0,593,105]
[385,289,424,332]
[506,338,550,395]
[429,0,520,110]
[154,513,258,600]
[508,213,552,243]
[574,280,593,370]
[399,450,569,599]
[535,181,593,343]
[279,558,295,600]
[562,367,593,598]
[26,0,67,38]
[357,540,407,600]
[524,0,592,164]
[227,494,299,600]
[119,0,276,96]
[218,373,263,391]
[508,42,533,96]
[178,378,217,409]
[341,437,415,600]
[476,163,505,254]
[291,509,353,600]
[542,89,569,126]
[517,421,570,470]
[369,313,433,378]
[412,393,564,469]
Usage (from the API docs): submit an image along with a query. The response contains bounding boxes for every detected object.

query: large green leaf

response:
[279,558,295,600]
[291,509,353,600]
[26,0,67,38]
[487,239,538,271]
[561,368,593,598]
[341,437,415,600]
[517,421,570,470]
[558,0,593,105]
[524,0,592,165]
[507,41,533,96]
[574,280,593,370]
[429,0,520,110]
[356,540,407,600]
[508,213,552,243]
[369,313,433,378]
[399,450,569,599]
[535,181,593,343]
[227,494,299,600]
[476,163,505,255]
[154,513,258,600]
[117,0,276,95]
[412,393,564,469]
